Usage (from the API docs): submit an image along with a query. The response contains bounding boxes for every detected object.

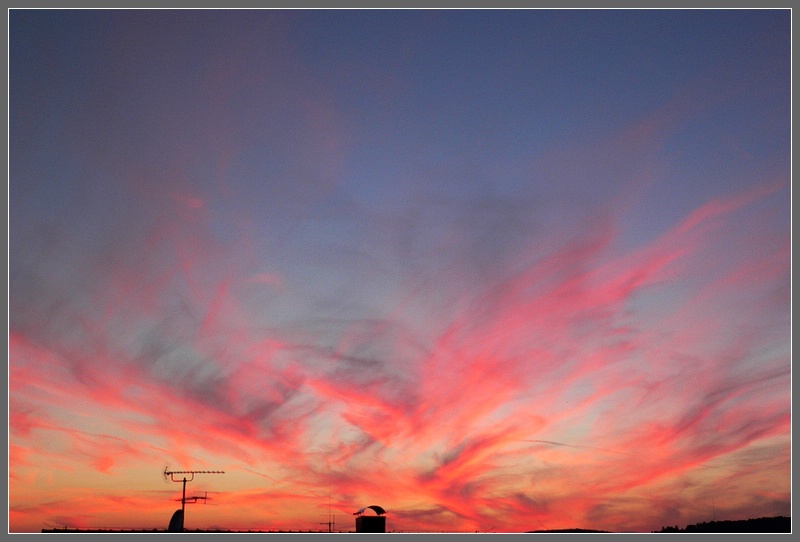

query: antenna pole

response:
[182,477,187,518]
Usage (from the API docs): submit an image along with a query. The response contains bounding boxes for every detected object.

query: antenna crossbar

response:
[165,469,225,475]
[164,468,225,483]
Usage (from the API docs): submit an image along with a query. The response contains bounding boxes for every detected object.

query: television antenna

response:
[163,467,224,531]
[317,515,336,533]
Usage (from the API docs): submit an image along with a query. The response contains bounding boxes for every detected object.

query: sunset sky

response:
[8,9,791,533]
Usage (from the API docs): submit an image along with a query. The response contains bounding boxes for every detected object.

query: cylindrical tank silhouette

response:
[354,505,386,533]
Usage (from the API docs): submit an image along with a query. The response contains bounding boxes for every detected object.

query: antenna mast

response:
[164,467,224,531]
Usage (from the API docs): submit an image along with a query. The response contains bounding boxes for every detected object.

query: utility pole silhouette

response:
[164,468,224,531]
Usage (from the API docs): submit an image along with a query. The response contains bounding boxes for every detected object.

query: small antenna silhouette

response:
[176,491,209,505]
[163,467,224,531]
[317,514,336,533]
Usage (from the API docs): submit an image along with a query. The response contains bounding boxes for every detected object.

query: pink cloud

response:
[9,177,789,533]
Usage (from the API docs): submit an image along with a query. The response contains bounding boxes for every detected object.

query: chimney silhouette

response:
[354,505,386,533]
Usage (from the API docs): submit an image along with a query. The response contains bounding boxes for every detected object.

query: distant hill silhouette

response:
[654,516,790,533]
